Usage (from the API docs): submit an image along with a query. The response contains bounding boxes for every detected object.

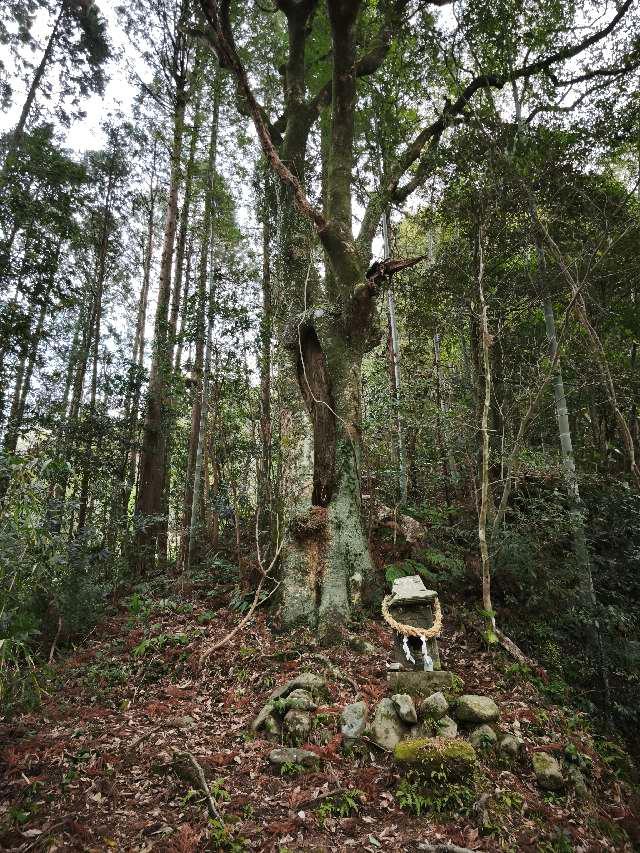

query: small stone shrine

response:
[383,574,453,694]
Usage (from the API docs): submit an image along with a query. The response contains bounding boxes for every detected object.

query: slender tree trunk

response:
[76,163,115,533]
[156,88,204,566]
[475,221,497,643]
[0,228,36,429]
[2,287,51,457]
[382,210,407,504]
[542,291,610,709]
[433,333,454,508]
[50,290,97,531]
[169,89,201,365]
[179,83,220,571]
[174,236,193,374]
[122,167,156,518]
[184,87,221,572]
[529,201,640,486]
[187,236,216,573]
[257,181,273,553]
[135,85,187,574]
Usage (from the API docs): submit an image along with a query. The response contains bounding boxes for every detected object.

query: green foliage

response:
[592,738,634,781]
[272,697,288,714]
[315,790,362,825]
[385,552,464,590]
[279,761,305,777]
[125,592,151,618]
[207,818,246,852]
[0,454,119,710]
[396,772,476,817]
[564,742,591,772]
[131,632,191,658]
[197,610,217,624]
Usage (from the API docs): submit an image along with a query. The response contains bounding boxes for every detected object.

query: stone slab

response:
[388,670,454,696]
[389,575,437,606]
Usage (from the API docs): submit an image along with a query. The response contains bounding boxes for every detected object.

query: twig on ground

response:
[198,578,281,667]
[129,725,163,750]
[175,750,222,821]
[298,786,350,806]
[48,617,62,664]
[472,621,544,675]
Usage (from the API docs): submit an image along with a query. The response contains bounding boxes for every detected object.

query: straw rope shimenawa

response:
[381,593,443,639]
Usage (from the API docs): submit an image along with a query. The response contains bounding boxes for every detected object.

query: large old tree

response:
[196,0,636,637]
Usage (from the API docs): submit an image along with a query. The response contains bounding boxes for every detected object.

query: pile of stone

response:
[253,667,587,798]
[340,691,518,756]
[252,672,328,747]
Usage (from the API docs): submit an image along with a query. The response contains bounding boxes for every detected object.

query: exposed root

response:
[306,652,360,695]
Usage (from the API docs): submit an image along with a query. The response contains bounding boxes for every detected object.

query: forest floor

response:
[1,570,639,852]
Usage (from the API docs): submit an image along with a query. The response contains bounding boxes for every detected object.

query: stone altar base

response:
[387,669,454,696]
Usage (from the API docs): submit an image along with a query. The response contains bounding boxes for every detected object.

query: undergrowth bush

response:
[0,454,121,711]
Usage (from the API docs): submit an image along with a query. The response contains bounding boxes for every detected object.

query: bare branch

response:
[357,0,636,252]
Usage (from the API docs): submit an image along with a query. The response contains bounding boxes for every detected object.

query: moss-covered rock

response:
[469,724,497,749]
[499,733,520,757]
[284,709,312,745]
[420,691,449,720]
[532,751,564,791]
[394,736,477,781]
[341,700,368,740]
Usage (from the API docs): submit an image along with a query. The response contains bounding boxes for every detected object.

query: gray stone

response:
[532,751,564,791]
[469,724,497,749]
[349,637,376,654]
[420,691,449,720]
[369,698,407,751]
[284,688,317,711]
[455,695,500,724]
[253,682,321,732]
[340,701,368,740]
[268,747,319,770]
[268,672,327,701]
[391,693,418,724]
[567,765,589,800]
[388,670,454,696]
[499,734,520,757]
[436,715,458,739]
[283,709,311,745]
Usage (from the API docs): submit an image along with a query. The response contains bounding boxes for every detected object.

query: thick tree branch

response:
[306,0,409,117]
[198,0,326,231]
